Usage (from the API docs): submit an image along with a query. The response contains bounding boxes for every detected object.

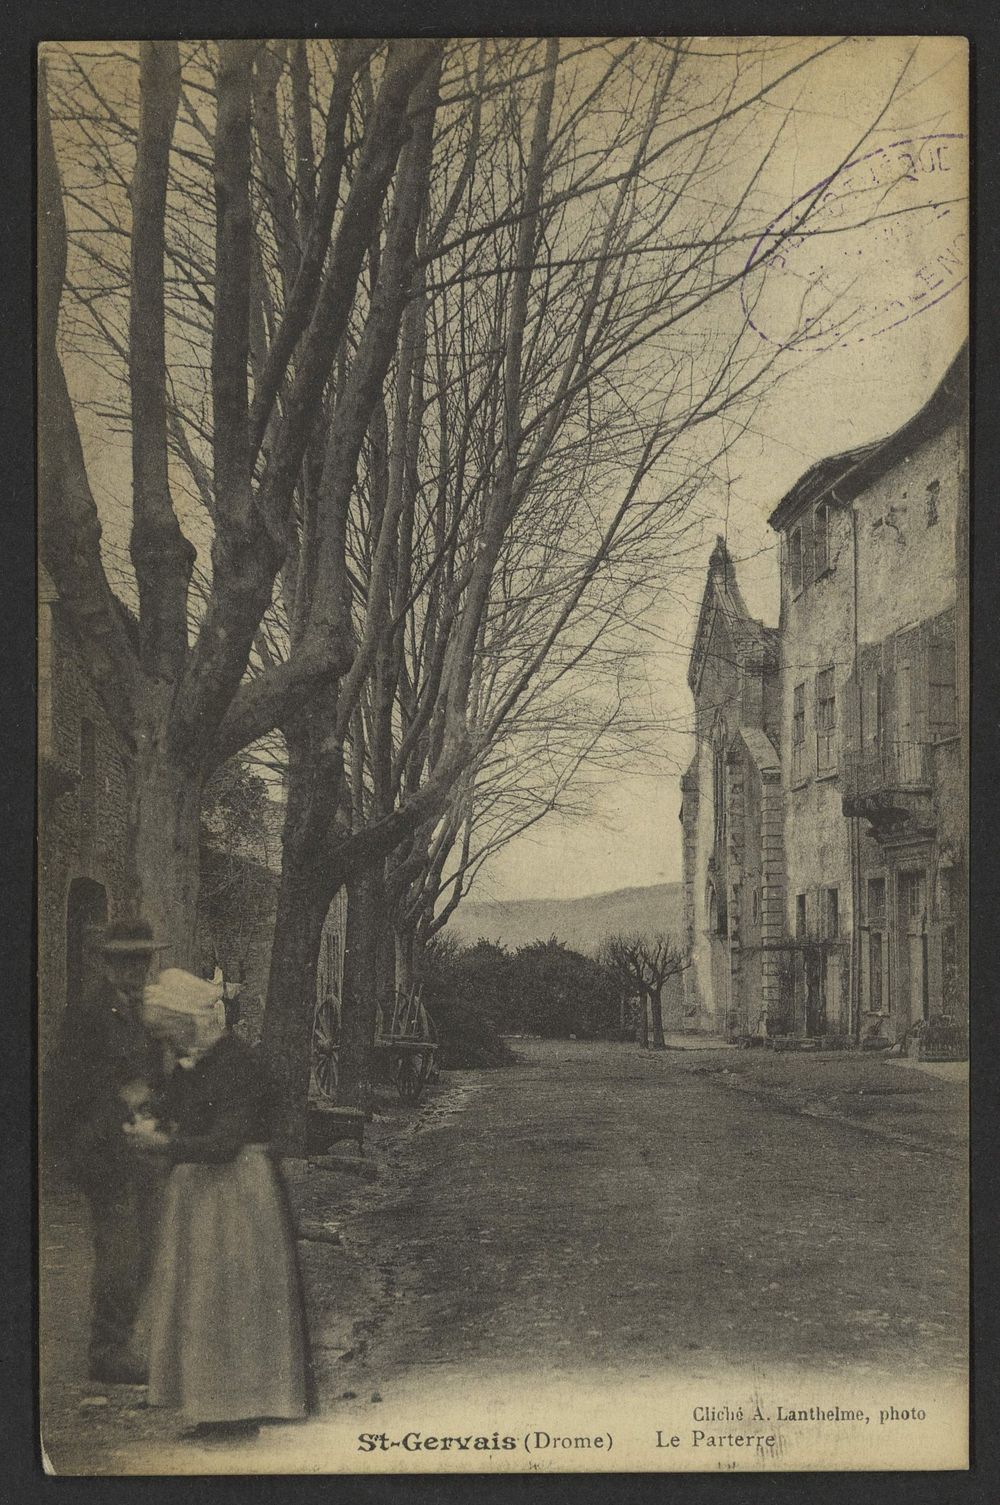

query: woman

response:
[130,973,309,1440]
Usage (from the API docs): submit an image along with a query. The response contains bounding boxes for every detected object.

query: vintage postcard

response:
[37,35,968,1475]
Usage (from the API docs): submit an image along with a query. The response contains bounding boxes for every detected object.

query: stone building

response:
[38,566,134,1066]
[680,540,781,1035]
[37,570,312,1063]
[767,345,968,1042]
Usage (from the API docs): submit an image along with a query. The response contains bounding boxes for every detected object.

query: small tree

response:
[599,931,687,1049]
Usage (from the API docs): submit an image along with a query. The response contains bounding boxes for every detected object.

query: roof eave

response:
[767,342,968,534]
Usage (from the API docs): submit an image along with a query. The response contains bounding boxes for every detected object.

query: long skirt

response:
[146,1145,308,1423]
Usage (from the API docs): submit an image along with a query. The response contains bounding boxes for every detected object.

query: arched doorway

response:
[65,878,108,1011]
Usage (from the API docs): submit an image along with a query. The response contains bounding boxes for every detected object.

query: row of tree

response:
[39,37,886,1144]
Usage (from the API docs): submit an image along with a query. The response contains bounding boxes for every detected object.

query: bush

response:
[505,938,622,1039]
[421,937,517,1069]
[421,933,623,1064]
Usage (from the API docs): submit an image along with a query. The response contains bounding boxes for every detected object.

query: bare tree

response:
[39,39,442,964]
[599,931,687,1048]
[41,37,928,1142]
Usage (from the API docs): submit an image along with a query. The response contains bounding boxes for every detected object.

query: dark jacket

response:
[51,983,166,1197]
[163,1033,273,1165]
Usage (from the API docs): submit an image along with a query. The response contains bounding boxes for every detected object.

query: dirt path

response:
[41,1039,967,1474]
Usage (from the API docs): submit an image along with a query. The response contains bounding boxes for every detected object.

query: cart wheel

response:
[312,1043,339,1102]
[311,1000,340,1104]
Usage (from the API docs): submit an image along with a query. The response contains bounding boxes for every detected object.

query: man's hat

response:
[99,919,167,955]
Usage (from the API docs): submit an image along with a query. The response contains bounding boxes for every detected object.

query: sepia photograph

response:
[36,32,969,1475]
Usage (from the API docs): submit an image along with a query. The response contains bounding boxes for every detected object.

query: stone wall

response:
[38,600,134,1066]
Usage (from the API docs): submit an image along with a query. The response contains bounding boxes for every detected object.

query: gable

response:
[688,558,776,700]
[690,599,738,704]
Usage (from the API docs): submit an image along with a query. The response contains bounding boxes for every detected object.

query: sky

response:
[51,36,968,909]
[481,36,967,903]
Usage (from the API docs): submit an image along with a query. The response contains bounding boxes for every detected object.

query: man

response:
[51,918,168,1385]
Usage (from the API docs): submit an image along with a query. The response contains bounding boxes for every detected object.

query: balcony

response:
[841,740,934,837]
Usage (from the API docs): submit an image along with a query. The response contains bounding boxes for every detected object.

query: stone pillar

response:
[679,764,704,1026]
[726,748,746,1037]
[759,767,786,1030]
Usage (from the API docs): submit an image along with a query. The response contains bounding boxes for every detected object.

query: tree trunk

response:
[375,909,396,1019]
[338,868,383,1108]
[260,864,331,1154]
[395,927,416,1002]
[649,984,666,1049]
[637,993,650,1049]
[128,738,202,969]
[260,711,345,1152]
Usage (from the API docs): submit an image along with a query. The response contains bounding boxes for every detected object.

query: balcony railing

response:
[841,740,934,827]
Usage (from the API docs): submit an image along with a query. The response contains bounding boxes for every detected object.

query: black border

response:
[4,4,998,1502]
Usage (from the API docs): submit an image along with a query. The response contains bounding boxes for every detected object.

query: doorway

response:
[896,869,928,1032]
[65,878,108,1011]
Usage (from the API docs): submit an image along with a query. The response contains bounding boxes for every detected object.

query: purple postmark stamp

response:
[741,134,967,350]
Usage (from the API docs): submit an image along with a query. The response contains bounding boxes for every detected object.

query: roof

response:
[767,341,968,534]
[687,536,778,693]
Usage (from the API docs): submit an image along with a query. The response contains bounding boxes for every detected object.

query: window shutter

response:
[859,645,881,749]
[881,635,896,741]
[842,667,860,752]
[913,622,931,744]
[814,503,829,576]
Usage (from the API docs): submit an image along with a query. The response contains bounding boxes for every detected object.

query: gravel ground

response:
[40,1039,968,1474]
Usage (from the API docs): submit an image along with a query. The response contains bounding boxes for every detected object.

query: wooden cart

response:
[375,988,439,1104]
[310,985,439,1108]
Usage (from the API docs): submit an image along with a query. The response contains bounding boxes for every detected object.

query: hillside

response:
[444,881,684,956]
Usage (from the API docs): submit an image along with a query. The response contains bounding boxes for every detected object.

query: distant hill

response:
[444,881,684,957]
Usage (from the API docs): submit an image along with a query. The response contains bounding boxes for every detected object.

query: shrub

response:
[421,937,517,1069]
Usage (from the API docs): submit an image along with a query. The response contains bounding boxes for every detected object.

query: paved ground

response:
[41,1039,968,1474]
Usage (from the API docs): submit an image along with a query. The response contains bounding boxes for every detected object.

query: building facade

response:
[766,346,968,1044]
[680,347,967,1045]
[680,540,781,1035]
[38,567,135,1066]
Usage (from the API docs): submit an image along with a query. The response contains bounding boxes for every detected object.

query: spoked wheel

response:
[310,998,340,1104]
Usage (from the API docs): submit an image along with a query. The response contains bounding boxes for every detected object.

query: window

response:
[896,656,913,742]
[926,478,940,527]
[795,893,807,940]
[927,634,957,739]
[902,870,926,924]
[867,876,886,922]
[792,682,807,783]
[789,527,803,595]
[813,502,830,576]
[816,667,837,773]
[825,886,840,939]
[860,656,882,749]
